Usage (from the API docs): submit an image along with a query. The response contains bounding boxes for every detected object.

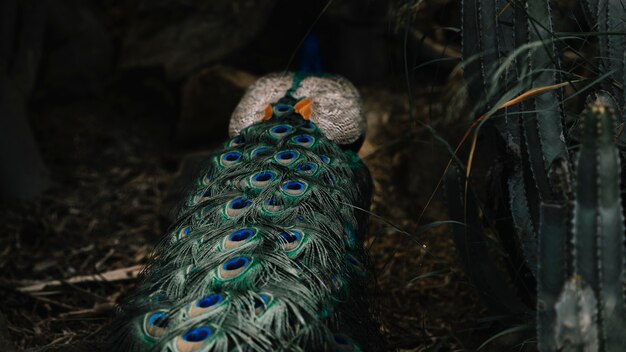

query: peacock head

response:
[229,72,366,150]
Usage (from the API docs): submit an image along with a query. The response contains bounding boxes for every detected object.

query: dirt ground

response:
[0,68,538,351]
[0,1,540,351]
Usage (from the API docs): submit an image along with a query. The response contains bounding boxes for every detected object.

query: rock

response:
[120,0,276,80]
[0,0,50,200]
[176,66,256,146]
[39,0,113,98]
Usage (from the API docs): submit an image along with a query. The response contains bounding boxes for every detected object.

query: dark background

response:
[0,0,553,350]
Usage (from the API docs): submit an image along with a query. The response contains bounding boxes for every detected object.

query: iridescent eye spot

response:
[230,198,249,209]
[176,326,215,351]
[295,135,312,143]
[144,311,168,338]
[264,196,284,212]
[275,151,299,165]
[320,155,330,164]
[272,104,293,117]
[251,146,272,158]
[254,172,272,182]
[202,174,212,186]
[200,205,212,218]
[250,171,275,188]
[218,256,252,279]
[282,181,307,196]
[149,312,167,327]
[183,327,212,342]
[197,294,223,308]
[224,257,248,270]
[225,197,251,217]
[221,151,242,167]
[278,230,303,252]
[269,124,293,139]
[296,162,318,175]
[230,229,253,242]
[224,228,255,250]
[291,134,315,148]
[333,334,357,351]
[192,187,212,204]
[254,293,272,315]
[224,153,240,161]
[280,231,299,243]
[278,151,296,160]
[189,294,225,318]
[254,295,269,308]
[228,136,245,147]
[301,121,316,132]
[273,126,288,133]
[178,226,191,240]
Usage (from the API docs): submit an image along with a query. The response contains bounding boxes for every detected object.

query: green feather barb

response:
[109,80,381,351]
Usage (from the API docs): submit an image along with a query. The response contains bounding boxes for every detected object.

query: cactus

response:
[586,0,626,122]
[461,0,569,280]
[456,0,626,349]
[572,97,626,350]
[537,96,626,351]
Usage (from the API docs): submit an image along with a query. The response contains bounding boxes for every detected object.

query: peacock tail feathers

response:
[109,73,381,351]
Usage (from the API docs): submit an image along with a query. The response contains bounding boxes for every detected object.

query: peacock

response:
[108,72,383,351]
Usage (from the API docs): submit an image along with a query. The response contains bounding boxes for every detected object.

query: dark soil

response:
[0,76,522,351]
[0,2,536,351]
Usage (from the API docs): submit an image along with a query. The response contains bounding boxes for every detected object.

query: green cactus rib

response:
[461,0,485,108]
[508,157,539,275]
[523,0,568,187]
[444,166,528,316]
[597,0,626,117]
[586,0,626,125]
[537,203,568,351]
[462,0,512,112]
[497,1,542,276]
[573,97,626,350]
[462,0,544,277]
[592,100,626,349]
[507,0,568,279]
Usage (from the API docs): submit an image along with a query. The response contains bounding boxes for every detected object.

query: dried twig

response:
[18,265,143,293]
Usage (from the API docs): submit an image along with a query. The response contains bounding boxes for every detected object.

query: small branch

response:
[57,302,117,319]
[411,29,461,60]
[18,265,143,293]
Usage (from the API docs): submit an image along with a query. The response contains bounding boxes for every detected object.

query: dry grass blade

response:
[462,80,579,214]
[419,79,579,225]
